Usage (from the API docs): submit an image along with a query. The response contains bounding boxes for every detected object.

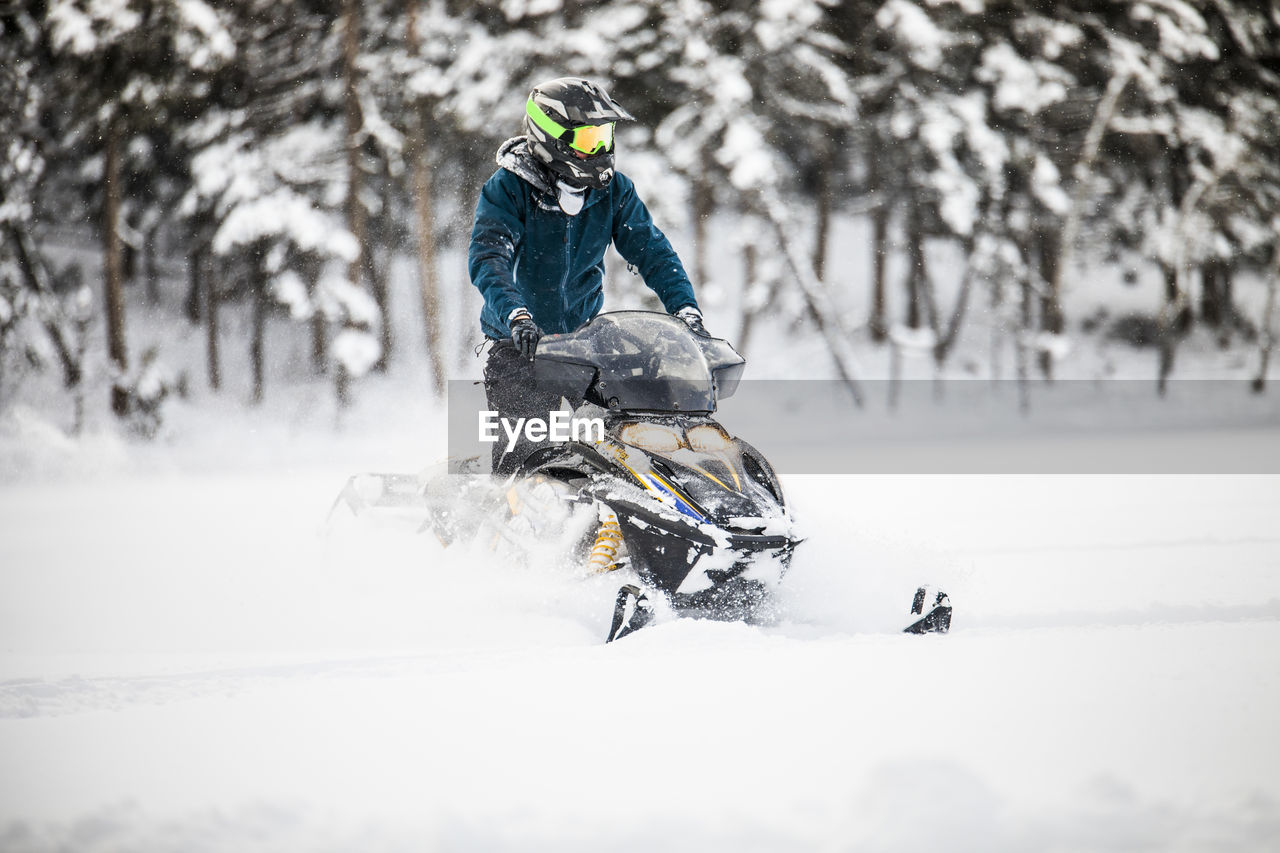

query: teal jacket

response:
[469,139,697,339]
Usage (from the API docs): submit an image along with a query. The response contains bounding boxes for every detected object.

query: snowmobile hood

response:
[605,430,790,529]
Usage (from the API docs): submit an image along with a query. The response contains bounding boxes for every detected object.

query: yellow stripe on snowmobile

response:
[720,454,743,490]
[621,462,654,493]
[646,471,703,518]
[691,464,734,493]
[613,446,704,520]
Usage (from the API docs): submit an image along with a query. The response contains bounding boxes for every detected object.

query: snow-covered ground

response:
[3,422,1279,851]
[3,221,1279,850]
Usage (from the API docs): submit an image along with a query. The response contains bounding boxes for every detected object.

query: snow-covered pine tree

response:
[40,0,233,421]
[179,0,383,407]
[832,0,1012,368]
[0,6,90,416]
[637,0,863,391]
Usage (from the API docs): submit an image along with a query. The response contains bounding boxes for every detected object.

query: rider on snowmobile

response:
[468,77,708,476]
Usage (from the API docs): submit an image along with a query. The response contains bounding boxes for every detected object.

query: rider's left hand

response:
[509,309,543,359]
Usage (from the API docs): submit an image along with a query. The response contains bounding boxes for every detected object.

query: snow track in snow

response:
[2,467,1279,851]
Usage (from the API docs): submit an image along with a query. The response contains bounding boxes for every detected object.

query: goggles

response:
[526,98,615,156]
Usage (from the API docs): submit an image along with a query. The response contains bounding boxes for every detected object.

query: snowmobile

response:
[327,311,951,641]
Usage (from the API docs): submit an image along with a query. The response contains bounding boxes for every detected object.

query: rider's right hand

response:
[509,309,543,359]
[675,305,710,337]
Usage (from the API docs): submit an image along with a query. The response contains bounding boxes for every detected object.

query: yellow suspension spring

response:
[585,509,624,573]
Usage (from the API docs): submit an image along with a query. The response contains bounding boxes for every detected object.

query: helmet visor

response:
[526,98,614,156]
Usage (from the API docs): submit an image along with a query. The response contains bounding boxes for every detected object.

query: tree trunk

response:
[103,115,129,417]
[1161,265,1192,334]
[336,365,351,410]
[1220,266,1237,343]
[301,254,326,375]
[364,210,388,367]
[456,153,484,369]
[868,133,889,344]
[813,148,831,285]
[343,0,387,373]
[1200,260,1237,347]
[205,253,221,392]
[412,152,444,394]
[1037,229,1063,380]
[1200,262,1223,326]
[406,0,446,396]
[870,202,889,343]
[1016,273,1033,413]
[1253,261,1277,394]
[1010,237,1037,411]
[250,259,265,404]
[311,314,328,376]
[185,243,203,324]
[70,309,89,435]
[736,241,759,354]
[1156,265,1188,396]
[904,203,928,331]
[143,221,160,306]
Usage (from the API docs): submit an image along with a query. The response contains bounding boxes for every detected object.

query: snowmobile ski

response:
[606,584,653,642]
[904,585,952,634]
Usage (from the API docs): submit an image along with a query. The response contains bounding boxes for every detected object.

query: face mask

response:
[557,181,585,216]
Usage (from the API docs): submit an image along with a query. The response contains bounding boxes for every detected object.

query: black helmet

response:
[523,77,635,190]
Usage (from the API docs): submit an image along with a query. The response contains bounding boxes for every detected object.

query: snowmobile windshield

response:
[535,311,745,414]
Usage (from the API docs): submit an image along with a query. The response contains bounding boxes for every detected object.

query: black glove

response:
[509,310,542,359]
[675,306,710,337]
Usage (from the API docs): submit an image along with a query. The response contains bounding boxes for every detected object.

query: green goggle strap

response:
[526,98,568,140]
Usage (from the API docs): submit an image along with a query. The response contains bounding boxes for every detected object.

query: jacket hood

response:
[496,136,608,213]
[496,137,554,197]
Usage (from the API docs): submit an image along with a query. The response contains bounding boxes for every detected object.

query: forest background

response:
[1,0,1279,438]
